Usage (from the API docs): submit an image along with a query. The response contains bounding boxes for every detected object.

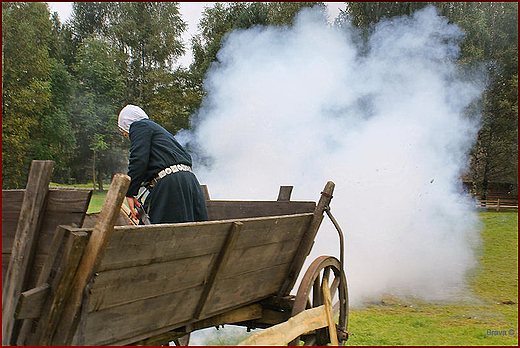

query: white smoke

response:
[179,6,483,307]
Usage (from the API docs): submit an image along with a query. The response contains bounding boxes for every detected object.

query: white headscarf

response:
[118,104,149,133]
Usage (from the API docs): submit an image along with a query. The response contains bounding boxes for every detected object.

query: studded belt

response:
[149,164,192,188]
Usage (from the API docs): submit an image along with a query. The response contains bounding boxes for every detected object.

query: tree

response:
[465,2,518,198]
[2,2,53,188]
[190,2,324,101]
[70,37,126,189]
[344,2,518,198]
[105,2,187,104]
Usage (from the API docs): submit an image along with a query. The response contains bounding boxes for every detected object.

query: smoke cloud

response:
[179,6,483,307]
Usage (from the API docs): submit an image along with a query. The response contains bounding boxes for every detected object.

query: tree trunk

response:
[92,152,96,191]
[97,168,104,191]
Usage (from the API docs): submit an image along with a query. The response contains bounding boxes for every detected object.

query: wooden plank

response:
[45,189,93,213]
[51,174,130,345]
[194,222,243,319]
[238,305,328,346]
[279,181,335,296]
[201,184,210,200]
[32,230,89,346]
[15,284,50,319]
[277,186,293,201]
[98,214,312,272]
[26,208,91,289]
[1,190,24,255]
[2,189,91,289]
[2,160,54,345]
[322,279,338,345]
[87,254,214,312]
[80,285,206,345]
[127,304,263,346]
[16,223,69,345]
[220,239,304,278]
[204,262,291,317]
[206,201,316,220]
[99,222,230,271]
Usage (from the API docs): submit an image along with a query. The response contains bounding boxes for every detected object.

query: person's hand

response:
[126,196,141,221]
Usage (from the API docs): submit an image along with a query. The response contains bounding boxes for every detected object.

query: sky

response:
[47,2,345,67]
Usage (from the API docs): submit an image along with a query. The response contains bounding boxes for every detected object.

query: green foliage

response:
[2,2,53,188]
[70,37,126,186]
[2,2,517,192]
[190,2,323,89]
[344,2,518,197]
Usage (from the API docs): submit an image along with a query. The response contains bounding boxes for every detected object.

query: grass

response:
[346,211,518,346]
[86,190,108,214]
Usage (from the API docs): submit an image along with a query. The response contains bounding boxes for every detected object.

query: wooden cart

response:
[2,161,349,346]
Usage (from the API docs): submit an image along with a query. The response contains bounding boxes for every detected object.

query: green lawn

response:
[346,211,518,346]
[86,190,108,214]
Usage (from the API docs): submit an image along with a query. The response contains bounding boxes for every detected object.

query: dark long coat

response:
[126,119,208,224]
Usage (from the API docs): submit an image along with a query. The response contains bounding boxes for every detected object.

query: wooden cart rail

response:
[3,161,336,346]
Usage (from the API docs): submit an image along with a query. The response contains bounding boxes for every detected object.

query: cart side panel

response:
[206,201,316,220]
[203,214,312,316]
[1,190,24,285]
[1,189,92,287]
[78,214,313,345]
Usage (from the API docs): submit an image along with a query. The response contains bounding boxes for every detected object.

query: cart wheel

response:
[289,256,348,346]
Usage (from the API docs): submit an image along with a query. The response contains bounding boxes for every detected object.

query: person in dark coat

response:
[118,104,208,224]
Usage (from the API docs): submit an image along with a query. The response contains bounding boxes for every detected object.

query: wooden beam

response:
[15,283,50,319]
[277,186,293,201]
[279,181,335,296]
[322,279,338,345]
[16,223,69,344]
[201,184,211,200]
[51,174,130,345]
[112,304,262,346]
[2,160,54,345]
[238,305,328,346]
[194,221,243,319]
[31,230,89,345]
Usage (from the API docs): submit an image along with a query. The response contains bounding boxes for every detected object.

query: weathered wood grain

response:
[15,283,50,319]
[81,285,206,345]
[238,305,328,346]
[279,181,335,296]
[2,189,91,287]
[98,214,312,272]
[85,214,309,311]
[195,222,242,319]
[32,230,89,346]
[87,254,215,312]
[277,186,293,201]
[206,201,315,220]
[2,160,54,345]
[52,174,130,345]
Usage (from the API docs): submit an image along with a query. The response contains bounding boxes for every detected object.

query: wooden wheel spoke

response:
[312,275,322,307]
[330,276,340,299]
[290,256,349,346]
